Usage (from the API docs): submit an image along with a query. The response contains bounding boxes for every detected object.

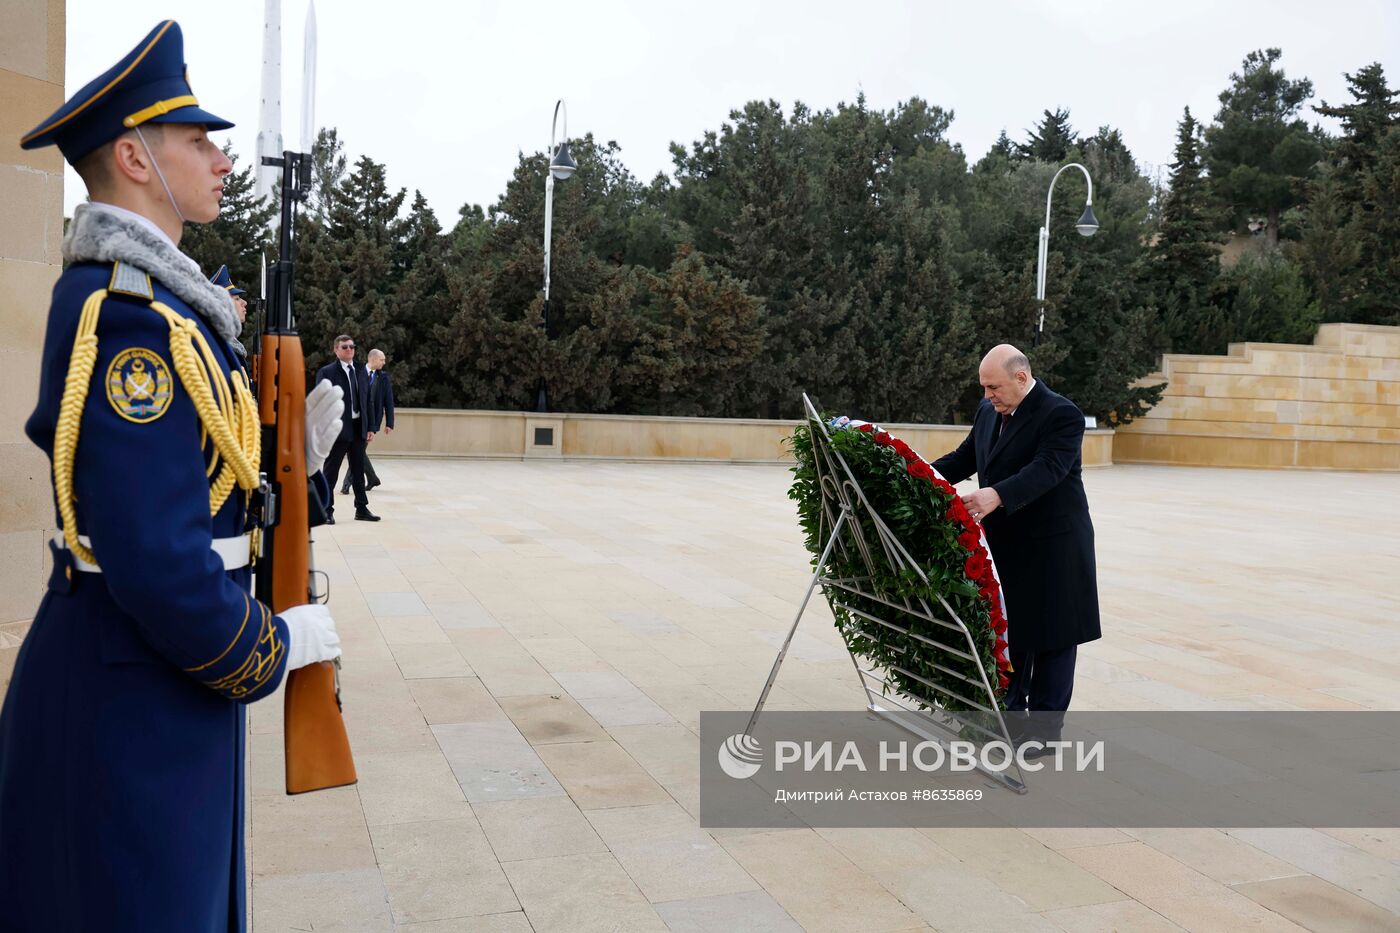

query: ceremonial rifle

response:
[256,149,356,795]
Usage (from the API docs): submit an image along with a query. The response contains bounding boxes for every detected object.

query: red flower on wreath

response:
[840,418,1014,699]
[965,553,990,582]
[907,461,935,482]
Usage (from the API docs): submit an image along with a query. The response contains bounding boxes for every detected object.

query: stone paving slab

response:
[249,460,1400,931]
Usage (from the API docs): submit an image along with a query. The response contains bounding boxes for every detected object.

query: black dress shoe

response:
[354,509,381,522]
[339,484,351,495]
[366,479,381,490]
[325,514,336,525]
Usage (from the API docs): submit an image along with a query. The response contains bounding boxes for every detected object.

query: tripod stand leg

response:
[744,507,849,737]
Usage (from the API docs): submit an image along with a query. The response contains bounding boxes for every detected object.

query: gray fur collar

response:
[63,202,241,344]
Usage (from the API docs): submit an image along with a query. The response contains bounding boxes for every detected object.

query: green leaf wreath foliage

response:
[789,419,1010,713]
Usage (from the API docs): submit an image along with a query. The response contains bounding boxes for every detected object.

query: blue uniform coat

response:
[0,260,290,932]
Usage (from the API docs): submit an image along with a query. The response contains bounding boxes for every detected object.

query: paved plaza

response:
[248,459,1400,932]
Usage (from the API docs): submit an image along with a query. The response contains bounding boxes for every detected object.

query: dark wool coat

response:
[933,380,1102,653]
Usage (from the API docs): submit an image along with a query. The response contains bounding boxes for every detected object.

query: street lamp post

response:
[537,99,578,412]
[1034,162,1099,346]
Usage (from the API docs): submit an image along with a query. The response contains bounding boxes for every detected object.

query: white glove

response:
[305,381,345,475]
[280,603,342,671]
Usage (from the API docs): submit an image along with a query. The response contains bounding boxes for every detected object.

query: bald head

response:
[978,344,1034,414]
[368,348,385,371]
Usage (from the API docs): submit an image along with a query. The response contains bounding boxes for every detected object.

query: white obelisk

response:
[255,0,283,203]
[301,1,317,154]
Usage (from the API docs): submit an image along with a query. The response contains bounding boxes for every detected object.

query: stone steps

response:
[1117,323,1400,470]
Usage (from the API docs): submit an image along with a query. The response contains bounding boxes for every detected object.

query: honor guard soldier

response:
[0,21,345,933]
[209,263,250,367]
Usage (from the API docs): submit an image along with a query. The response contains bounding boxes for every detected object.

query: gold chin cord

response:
[52,291,261,570]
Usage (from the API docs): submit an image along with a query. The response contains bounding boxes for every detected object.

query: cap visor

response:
[147,105,234,132]
[229,287,247,296]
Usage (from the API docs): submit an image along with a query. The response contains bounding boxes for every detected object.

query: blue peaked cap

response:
[20,20,233,164]
[209,265,246,297]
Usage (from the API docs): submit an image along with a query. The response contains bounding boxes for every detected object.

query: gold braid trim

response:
[50,293,263,572]
[146,302,261,509]
[201,339,259,513]
[205,602,284,698]
[218,368,260,513]
[197,322,230,483]
[52,289,108,567]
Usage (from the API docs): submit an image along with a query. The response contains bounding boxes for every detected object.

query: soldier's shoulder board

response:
[108,262,154,300]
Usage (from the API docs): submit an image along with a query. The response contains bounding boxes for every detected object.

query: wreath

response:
[789,417,1010,712]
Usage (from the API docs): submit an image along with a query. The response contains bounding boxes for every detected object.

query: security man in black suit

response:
[344,347,395,494]
[367,348,395,438]
[933,344,1100,713]
[315,334,380,522]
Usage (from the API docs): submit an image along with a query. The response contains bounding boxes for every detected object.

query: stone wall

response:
[1116,323,1400,471]
[0,0,65,690]
[372,408,1117,467]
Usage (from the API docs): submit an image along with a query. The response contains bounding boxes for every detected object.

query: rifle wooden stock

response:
[258,334,310,609]
[258,332,357,795]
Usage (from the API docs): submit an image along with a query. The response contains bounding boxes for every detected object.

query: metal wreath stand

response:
[745,394,1028,795]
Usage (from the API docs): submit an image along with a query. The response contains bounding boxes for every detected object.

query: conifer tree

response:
[1017,108,1077,162]
[1353,127,1400,323]
[305,127,348,224]
[1147,108,1223,351]
[1314,62,1400,202]
[1309,64,1400,322]
[1293,164,1361,320]
[1204,48,1322,246]
[987,129,1015,162]
[391,192,455,405]
[294,154,408,374]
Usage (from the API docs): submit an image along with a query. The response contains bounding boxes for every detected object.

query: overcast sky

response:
[60,0,1400,222]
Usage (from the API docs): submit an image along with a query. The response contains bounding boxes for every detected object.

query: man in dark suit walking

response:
[315,334,380,523]
[344,347,395,494]
[933,344,1100,713]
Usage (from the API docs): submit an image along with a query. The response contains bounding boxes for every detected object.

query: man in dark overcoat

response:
[344,347,395,493]
[315,334,379,522]
[932,344,1101,712]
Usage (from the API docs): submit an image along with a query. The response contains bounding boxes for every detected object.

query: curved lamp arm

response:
[1043,161,1093,230]
[551,99,568,155]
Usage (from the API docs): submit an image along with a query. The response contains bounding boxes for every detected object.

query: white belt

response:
[53,532,253,573]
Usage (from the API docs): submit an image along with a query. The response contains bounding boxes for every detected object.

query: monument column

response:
[0,0,65,694]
